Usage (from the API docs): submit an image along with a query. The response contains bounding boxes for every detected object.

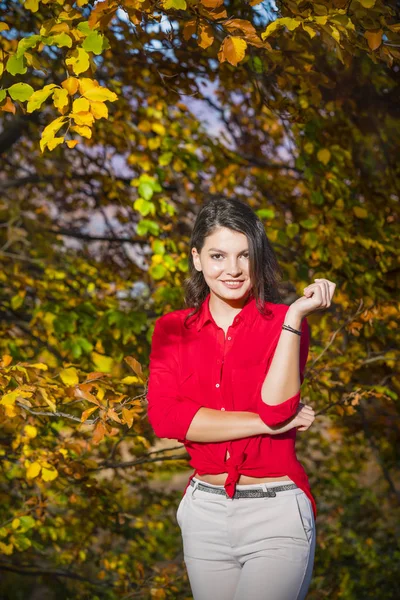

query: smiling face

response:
[191,226,253,302]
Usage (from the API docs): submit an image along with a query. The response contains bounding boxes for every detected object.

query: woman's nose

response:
[226,260,242,276]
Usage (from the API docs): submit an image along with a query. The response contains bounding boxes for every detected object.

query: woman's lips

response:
[221,280,244,289]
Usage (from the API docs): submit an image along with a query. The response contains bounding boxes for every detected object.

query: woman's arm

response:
[258,275,336,427]
[185,406,297,443]
[258,309,310,427]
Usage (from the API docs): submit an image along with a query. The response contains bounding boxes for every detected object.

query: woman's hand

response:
[290,402,316,432]
[288,278,336,320]
[268,402,315,434]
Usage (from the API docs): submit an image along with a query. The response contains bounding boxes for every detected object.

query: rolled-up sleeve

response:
[257,316,310,427]
[146,316,202,442]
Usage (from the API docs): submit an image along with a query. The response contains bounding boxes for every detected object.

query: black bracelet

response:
[282,324,302,336]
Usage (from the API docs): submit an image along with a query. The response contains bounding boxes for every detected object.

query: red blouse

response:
[146,292,316,519]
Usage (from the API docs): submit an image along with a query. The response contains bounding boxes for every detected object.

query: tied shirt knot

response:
[224,449,247,498]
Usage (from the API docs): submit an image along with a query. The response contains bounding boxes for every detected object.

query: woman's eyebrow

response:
[207,248,249,253]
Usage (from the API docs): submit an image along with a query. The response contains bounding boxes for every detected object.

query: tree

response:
[0,1,399,597]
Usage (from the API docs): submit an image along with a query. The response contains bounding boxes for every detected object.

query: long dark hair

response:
[183,198,284,328]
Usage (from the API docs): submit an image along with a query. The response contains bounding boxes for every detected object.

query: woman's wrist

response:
[259,416,293,435]
[283,308,303,331]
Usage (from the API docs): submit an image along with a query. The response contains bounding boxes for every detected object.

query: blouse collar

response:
[195,291,257,332]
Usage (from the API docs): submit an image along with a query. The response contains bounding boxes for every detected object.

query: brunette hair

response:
[183,197,283,328]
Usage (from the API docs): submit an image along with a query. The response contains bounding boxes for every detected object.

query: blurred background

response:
[0,0,399,598]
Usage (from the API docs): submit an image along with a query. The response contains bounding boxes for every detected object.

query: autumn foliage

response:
[0,0,399,598]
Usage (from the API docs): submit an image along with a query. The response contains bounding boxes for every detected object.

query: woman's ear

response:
[192,248,202,272]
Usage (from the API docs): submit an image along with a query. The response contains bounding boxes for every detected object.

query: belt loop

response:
[190,477,200,499]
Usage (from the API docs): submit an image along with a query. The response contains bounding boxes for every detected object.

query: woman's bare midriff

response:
[195,473,292,485]
[195,450,291,485]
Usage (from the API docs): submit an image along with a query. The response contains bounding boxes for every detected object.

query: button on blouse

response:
[146,292,315,518]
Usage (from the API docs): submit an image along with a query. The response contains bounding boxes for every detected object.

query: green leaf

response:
[77,21,92,35]
[158,152,173,166]
[7,83,34,101]
[18,516,35,532]
[300,218,318,230]
[311,191,324,205]
[134,198,154,216]
[42,33,73,48]
[152,240,165,255]
[137,219,160,236]
[256,208,275,220]
[286,223,299,238]
[6,54,27,76]
[138,182,154,201]
[26,84,57,113]
[82,31,104,55]
[150,264,167,280]
[16,34,41,58]
[0,90,7,103]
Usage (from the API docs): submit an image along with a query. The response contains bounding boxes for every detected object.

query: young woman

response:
[147,198,336,600]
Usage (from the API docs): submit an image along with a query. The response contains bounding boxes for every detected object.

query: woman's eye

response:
[211,254,223,259]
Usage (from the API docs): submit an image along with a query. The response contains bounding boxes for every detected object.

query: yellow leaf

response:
[47,137,64,151]
[67,139,79,148]
[12,518,20,529]
[317,148,331,165]
[89,100,108,119]
[61,77,80,95]
[91,352,114,373]
[5,404,17,418]
[0,390,19,406]
[359,0,376,7]
[218,36,247,66]
[25,0,39,12]
[364,29,383,51]
[81,406,99,422]
[82,86,118,102]
[71,111,95,126]
[53,88,69,111]
[70,125,92,138]
[40,116,68,152]
[1,354,13,367]
[302,24,316,38]
[29,363,48,370]
[24,425,37,439]
[65,48,90,75]
[198,23,214,49]
[152,123,166,135]
[72,97,90,112]
[39,387,56,412]
[78,77,100,95]
[42,467,58,481]
[26,461,41,479]
[0,23,10,32]
[121,375,139,384]
[262,17,301,39]
[60,367,79,386]
[353,206,368,218]
[304,142,314,154]
[122,407,135,428]
[0,541,13,555]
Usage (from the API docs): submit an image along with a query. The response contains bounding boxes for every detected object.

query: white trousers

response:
[176,476,316,600]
